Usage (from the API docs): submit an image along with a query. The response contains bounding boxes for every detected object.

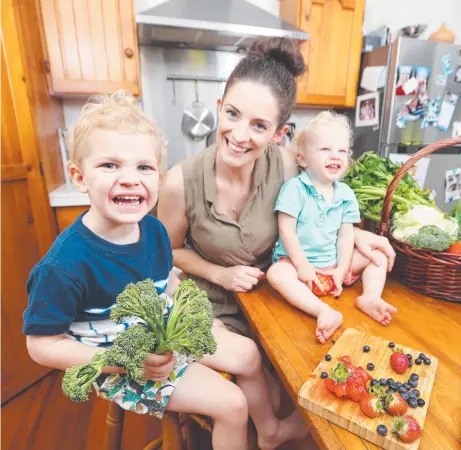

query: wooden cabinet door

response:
[281,0,365,107]
[1,0,58,402]
[37,0,140,96]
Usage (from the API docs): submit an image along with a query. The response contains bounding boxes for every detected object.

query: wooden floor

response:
[2,370,318,450]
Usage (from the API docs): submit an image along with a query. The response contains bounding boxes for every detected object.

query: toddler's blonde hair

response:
[68,90,167,169]
[291,110,353,160]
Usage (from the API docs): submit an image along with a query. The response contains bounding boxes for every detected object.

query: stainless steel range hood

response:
[136,0,309,52]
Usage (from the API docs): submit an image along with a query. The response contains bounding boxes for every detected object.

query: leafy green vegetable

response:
[62,279,216,402]
[451,200,461,230]
[342,152,433,221]
[406,225,456,251]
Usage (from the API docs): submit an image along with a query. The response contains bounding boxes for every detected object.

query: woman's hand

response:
[297,262,323,293]
[353,228,396,271]
[217,265,265,292]
[144,352,176,382]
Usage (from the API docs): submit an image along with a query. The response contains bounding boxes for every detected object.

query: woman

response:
[158,37,395,448]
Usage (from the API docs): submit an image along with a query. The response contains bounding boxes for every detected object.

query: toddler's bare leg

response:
[267,260,343,343]
[350,250,397,326]
[166,362,248,450]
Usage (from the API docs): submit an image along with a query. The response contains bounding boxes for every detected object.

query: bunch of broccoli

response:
[62,279,216,402]
[406,225,456,252]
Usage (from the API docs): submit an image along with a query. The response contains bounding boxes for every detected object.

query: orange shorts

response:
[278,257,360,292]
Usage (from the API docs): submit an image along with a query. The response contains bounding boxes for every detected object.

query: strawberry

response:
[312,273,335,296]
[385,392,408,416]
[390,348,409,374]
[359,384,386,418]
[346,377,367,402]
[338,356,352,365]
[355,367,373,386]
[393,415,422,443]
[323,362,350,398]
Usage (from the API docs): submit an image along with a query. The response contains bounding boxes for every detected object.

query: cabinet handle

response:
[304,13,310,21]
[124,48,134,58]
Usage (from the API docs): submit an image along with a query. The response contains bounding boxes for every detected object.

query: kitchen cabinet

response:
[36,0,140,97]
[2,0,64,402]
[280,0,365,108]
[55,205,89,233]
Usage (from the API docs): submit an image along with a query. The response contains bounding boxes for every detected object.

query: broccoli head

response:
[407,226,455,251]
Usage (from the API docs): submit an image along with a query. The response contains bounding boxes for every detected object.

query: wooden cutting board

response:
[298,328,438,450]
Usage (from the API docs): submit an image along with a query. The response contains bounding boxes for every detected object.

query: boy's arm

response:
[165,270,180,297]
[26,334,124,373]
[336,223,355,275]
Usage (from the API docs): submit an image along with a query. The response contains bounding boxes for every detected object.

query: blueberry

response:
[387,378,395,385]
[386,388,393,394]
[389,383,397,391]
[367,363,375,371]
[419,353,426,360]
[417,398,425,407]
[379,378,387,386]
[388,342,395,348]
[413,389,420,398]
[409,391,418,400]
[377,424,388,436]
[409,379,418,388]
[395,382,403,389]
[406,354,413,361]
[363,345,371,352]
[415,358,423,365]
[408,361,414,368]
[325,354,332,361]
[321,372,328,379]
[401,392,410,401]
[403,383,411,390]
[424,358,431,365]
[410,373,419,381]
[398,386,408,394]
[370,379,379,386]
[408,398,418,408]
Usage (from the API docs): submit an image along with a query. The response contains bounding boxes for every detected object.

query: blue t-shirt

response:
[273,171,360,268]
[23,212,173,344]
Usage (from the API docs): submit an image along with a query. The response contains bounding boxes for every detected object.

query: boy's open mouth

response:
[326,164,341,170]
[112,195,144,207]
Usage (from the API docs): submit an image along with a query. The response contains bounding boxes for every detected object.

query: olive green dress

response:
[180,144,285,336]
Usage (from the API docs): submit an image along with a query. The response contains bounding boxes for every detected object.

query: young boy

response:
[23,91,252,449]
[267,111,397,344]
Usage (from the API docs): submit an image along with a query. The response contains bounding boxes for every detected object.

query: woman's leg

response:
[200,325,308,450]
[350,249,397,326]
[267,260,343,343]
[166,362,249,450]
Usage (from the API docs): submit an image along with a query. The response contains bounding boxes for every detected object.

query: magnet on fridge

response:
[435,74,447,86]
[452,121,461,138]
[455,66,461,83]
[421,96,441,128]
[438,92,459,131]
[395,66,413,95]
[414,66,431,94]
[441,54,454,75]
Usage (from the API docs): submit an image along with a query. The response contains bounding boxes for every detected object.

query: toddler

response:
[267,111,397,343]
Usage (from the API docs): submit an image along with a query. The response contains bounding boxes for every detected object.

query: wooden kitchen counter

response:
[236,279,461,450]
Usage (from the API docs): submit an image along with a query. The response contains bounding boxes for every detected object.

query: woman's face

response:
[216,80,286,169]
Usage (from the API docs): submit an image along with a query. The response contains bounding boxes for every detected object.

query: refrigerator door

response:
[381,38,461,155]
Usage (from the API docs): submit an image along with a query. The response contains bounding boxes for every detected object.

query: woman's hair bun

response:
[248,37,305,77]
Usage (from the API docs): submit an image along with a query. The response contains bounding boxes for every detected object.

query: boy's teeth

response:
[114,196,142,207]
[228,141,247,154]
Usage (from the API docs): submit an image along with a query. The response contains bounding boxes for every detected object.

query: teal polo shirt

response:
[272,171,360,268]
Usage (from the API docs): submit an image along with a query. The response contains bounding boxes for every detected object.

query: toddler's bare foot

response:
[315,306,343,344]
[356,295,397,326]
[258,410,309,450]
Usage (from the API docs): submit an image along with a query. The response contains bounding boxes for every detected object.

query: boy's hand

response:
[144,352,176,382]
[297,263,323,293]
[320,268,346,297]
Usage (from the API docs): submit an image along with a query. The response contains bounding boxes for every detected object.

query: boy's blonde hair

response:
[291,110,353,157]
[68,90,167,168]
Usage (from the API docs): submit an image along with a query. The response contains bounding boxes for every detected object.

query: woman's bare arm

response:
[158,165,227,286]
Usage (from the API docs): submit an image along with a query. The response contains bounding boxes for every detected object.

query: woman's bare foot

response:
[258,409,309,450]
[356,295,397,326]
[315,306,343,344]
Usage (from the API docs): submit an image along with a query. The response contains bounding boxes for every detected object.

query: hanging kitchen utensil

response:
[181,80,214,141]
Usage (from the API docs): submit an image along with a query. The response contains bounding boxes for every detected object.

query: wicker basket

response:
[379,137,461,303]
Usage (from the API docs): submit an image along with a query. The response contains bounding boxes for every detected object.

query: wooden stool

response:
[103,372,258,450]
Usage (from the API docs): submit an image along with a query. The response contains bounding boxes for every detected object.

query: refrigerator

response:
[354,37,461,212]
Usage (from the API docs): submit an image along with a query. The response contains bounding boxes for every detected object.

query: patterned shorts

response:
[94,353,192,419]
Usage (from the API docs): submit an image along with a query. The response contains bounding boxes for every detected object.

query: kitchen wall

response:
[62,0,461,168]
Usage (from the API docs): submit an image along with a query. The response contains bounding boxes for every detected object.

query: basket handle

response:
[379,137,461,235]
